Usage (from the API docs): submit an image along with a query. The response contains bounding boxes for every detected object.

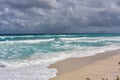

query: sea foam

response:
[0,34,120,80]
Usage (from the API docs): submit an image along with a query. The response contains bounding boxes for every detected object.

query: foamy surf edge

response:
[0,44,120,80]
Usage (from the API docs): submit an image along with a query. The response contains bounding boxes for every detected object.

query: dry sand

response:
[49,49,120,80]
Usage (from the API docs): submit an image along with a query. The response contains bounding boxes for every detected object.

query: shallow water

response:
[0,34,120,80]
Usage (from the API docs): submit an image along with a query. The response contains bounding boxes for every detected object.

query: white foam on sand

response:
[0,44,120,80]
[0,64,57,80]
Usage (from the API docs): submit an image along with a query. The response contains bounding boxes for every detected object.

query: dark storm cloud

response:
[116,1,120,7]
[6,0,58,9]
[0,0,120,34]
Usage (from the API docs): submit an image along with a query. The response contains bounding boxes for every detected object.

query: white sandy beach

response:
[49,49,120,80]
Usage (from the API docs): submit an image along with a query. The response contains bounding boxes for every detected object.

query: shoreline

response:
[49,49,120,80]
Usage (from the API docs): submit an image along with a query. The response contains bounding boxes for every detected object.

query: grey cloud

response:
[116,1,120,7]
[6,0,59,9]
[0,0,120,34]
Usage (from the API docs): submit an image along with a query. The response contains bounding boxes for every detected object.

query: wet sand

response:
[49,49,120,80]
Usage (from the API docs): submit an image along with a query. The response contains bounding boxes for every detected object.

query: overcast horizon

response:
[0,0,120,34]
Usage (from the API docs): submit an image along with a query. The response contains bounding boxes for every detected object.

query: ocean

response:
[0,33,120,80]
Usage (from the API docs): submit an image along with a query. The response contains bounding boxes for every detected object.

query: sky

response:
[0,0,120,34]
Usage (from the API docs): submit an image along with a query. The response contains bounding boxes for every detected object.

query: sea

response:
[0,33,120,80]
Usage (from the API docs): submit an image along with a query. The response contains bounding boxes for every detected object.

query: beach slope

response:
[49,50,120,80]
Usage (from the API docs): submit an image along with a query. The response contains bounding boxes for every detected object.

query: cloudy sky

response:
[0,0,120,34]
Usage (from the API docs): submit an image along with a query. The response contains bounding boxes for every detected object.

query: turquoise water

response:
[0,33,120,66]
[1,34,120,80]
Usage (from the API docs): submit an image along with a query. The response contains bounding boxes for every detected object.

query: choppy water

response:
[0,34,120,80]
